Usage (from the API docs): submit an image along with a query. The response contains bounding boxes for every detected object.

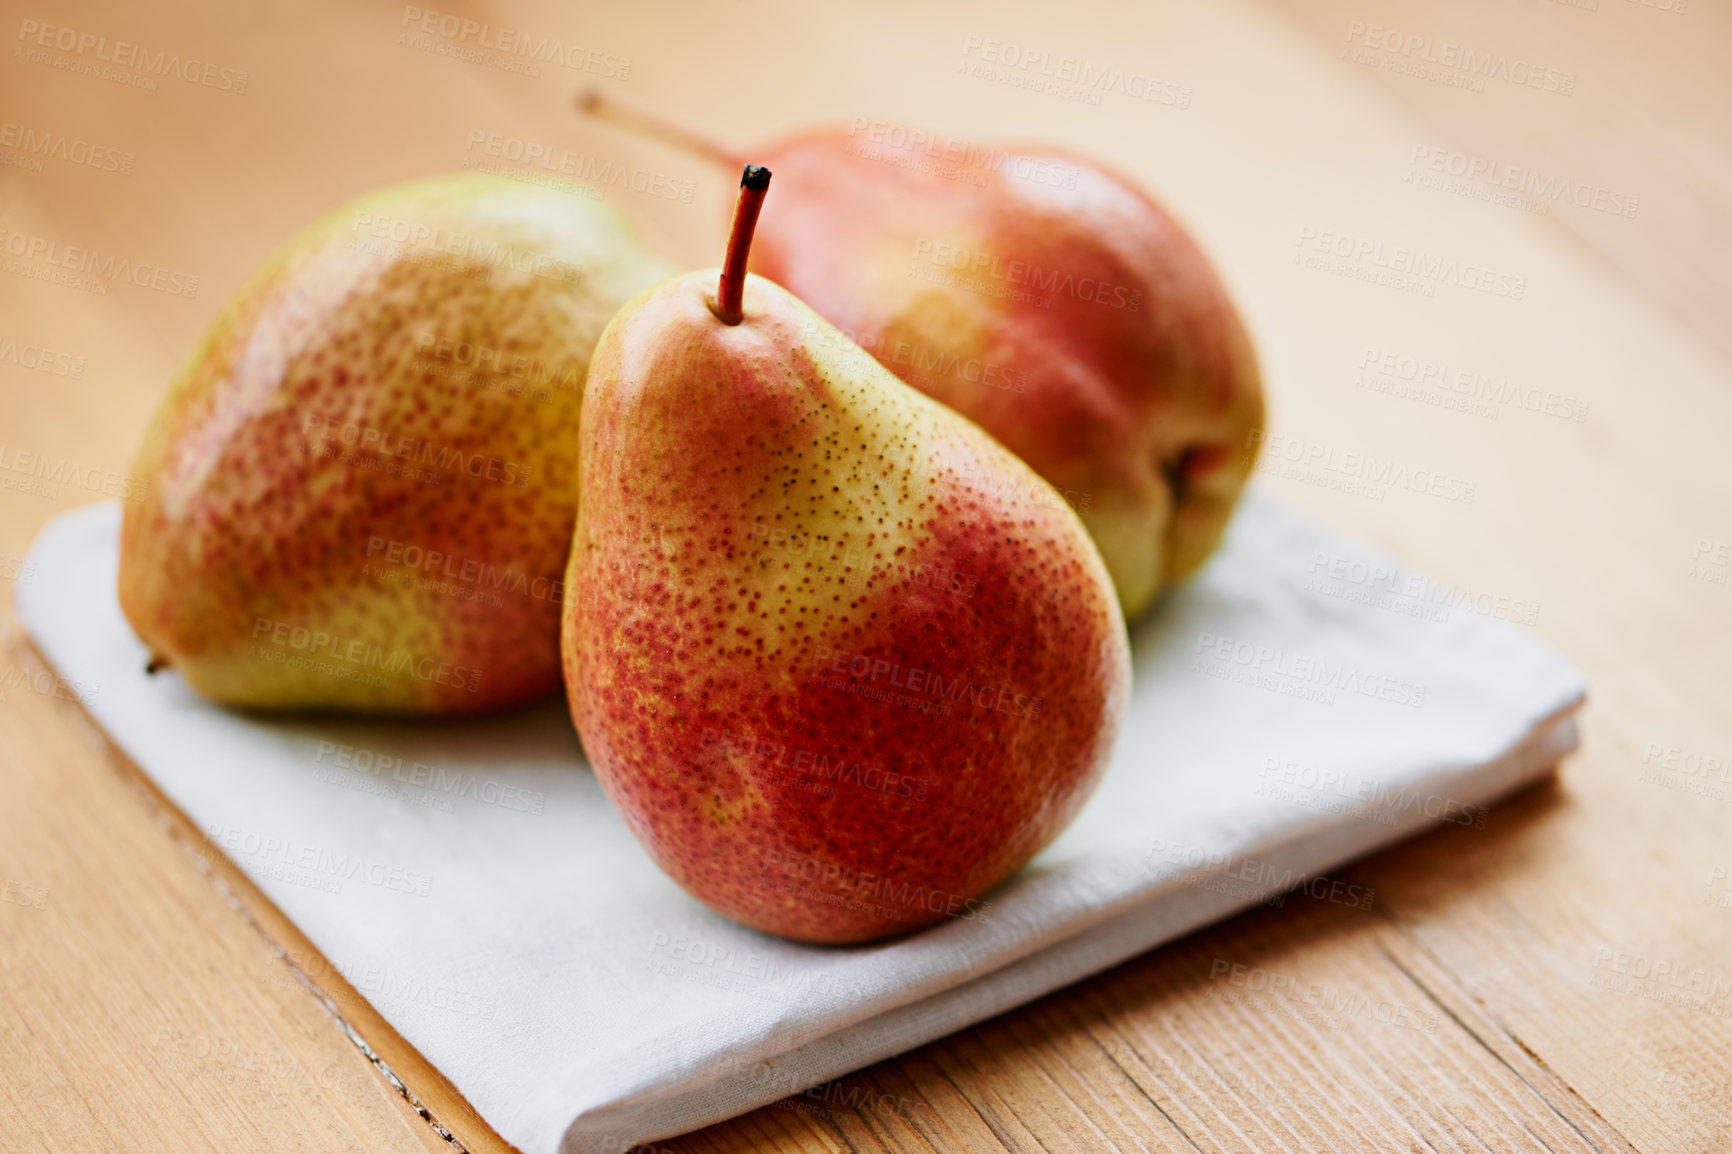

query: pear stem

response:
[714,166,770,326]
[575,89,743,170]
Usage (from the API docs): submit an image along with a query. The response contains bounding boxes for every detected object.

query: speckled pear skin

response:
[746,133,1265,619]
[119,173,669,714]
[565,271,1131,944]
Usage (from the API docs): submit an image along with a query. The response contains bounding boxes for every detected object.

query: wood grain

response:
[1,0,1728,1151]
[1258,0,1732,378]
[0,620,462,1154]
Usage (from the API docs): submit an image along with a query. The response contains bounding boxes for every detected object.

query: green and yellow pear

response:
[120,173,669,713]
[565,169,1130,943]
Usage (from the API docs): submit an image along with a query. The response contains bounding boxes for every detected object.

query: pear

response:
[120,173,669,714]
[565,168,1130,944]
[581,95,1264,619]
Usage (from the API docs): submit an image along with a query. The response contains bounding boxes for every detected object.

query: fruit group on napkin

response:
[563,170,1130,942]
[118,110,1265,943]
[119,174,667,713]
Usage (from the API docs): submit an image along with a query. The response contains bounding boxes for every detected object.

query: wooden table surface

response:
[3,0,1728,1151]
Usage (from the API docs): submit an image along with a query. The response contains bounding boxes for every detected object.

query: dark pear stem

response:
[575,89,743,170]
[714,166,770,326]
[145,654,170,674]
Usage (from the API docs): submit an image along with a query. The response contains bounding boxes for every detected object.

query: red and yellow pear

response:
[564,168,1131,943]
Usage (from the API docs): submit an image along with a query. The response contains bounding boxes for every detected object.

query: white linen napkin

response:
[16,492,1584,1154]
